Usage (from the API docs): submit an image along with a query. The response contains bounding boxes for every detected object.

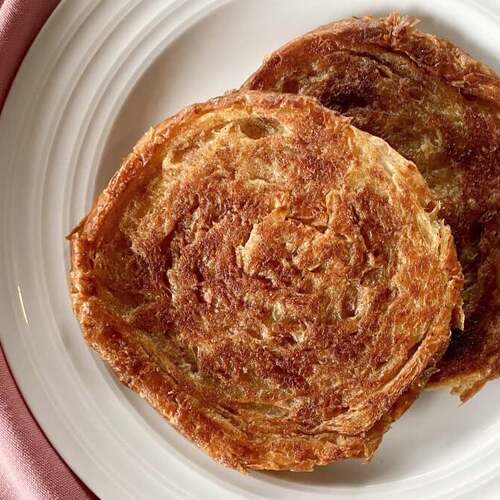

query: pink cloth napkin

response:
[0,1,96,498]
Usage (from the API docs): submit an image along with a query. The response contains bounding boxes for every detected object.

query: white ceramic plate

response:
[1,0,499,498]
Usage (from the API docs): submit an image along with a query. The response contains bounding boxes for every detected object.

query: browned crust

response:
[243,14,500,400]
[243,13,500,103]
[69,91,462,470]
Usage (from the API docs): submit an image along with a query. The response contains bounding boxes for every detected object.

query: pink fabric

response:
[0,1,95,498]
[0,0,57,107]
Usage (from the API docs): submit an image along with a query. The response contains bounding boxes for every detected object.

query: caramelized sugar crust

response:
[243,15,500,400]
[69,92,462,470]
